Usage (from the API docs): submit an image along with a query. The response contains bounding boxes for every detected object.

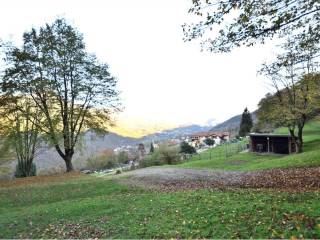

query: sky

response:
[0,0,276,130]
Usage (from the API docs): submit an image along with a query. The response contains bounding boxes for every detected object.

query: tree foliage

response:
[117,151,129,164]
[180,141,196,154]
[142,144,181,167]
[183,0,320,52]
[0,95,41,177]
[1,18,120,172]
[150,142,155,153]
[258,37,320,152]
[239,108,253,137]
[158,145,180,164]
[204,138,215,146]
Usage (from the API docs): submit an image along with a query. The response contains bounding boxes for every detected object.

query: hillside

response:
[140,124,213,142]
[0,112,257,176]
[177,119,320,171]
[0,131,140,177]
[210,111,257,133]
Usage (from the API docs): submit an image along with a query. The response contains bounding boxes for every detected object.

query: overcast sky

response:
[0,0,276,127]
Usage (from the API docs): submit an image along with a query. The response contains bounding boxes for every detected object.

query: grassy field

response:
[0,173,319,239]
[0,121,319,238]
[175,120,320,171]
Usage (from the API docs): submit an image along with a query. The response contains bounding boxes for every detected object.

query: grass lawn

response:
[0,173,319,239]
[175,120,320,171]
[0,121,319,238]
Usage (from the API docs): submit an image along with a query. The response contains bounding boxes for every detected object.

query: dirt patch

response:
[115,167,320,192]
[227,160,248,166]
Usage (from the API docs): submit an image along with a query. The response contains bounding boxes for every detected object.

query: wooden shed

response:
[249,133,296,154]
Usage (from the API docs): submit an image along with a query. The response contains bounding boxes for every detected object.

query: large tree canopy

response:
[1,18,120,171]
[183,0,320,52]
[258,35,320,152]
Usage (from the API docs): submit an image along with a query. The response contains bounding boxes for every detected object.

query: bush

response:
[86,156,118,170]
[158,145,180,164]
[180,141,196,154]
[86,150,118,170]
[140,150,162,167]
[15,161,37,178]
[117,151,129,164]
[204,138,215,147]
[140,145,181,167]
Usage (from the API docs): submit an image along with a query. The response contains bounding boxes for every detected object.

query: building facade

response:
[249,133,296,154]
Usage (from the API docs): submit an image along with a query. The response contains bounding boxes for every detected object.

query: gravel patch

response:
[115,166,320,191]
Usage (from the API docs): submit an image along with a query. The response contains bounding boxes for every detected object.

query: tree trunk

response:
[288,128,298,153]
[64,157,74,172]
[296,127,304,153]
[64,149,74,172]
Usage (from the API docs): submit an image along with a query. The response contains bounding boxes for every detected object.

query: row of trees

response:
[0,18,120,175]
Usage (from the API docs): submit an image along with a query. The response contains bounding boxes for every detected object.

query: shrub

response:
[116,151,129,164]
[105,157,118,169]
[140,150,162,167]
[15,161,37,178]
[140,144,181,167]
[86,150,118,170]
[204,138,215,147]
[158,145,180,164]
[180,141,196,154]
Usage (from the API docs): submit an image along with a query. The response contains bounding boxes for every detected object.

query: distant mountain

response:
[133,111,258,143]
[139,111,258,142]
[140,124,213,142]
[26,131,139,172]
[84,131,139,148]
[210,111,257,133]
[0,113,258,176]
[109,117,177,138]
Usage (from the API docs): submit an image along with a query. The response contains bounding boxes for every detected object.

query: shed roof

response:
[249,133,292,138]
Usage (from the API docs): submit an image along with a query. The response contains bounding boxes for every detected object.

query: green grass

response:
[0,121,319,238]
[0,174,319,239]
[175,120,320,171]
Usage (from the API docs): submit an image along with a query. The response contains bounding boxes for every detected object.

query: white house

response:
[188,131,230,148]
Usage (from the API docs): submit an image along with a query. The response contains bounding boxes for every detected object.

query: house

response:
[249,133,296,154]
[188,131,230,148]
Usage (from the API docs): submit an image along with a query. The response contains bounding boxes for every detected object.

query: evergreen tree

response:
[239,108,253,137]
[150,142,155,153]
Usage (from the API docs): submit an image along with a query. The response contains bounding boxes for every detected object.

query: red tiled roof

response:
[190,131,229,138]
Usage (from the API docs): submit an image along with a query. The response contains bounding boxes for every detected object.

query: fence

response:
[184,140,248,162]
